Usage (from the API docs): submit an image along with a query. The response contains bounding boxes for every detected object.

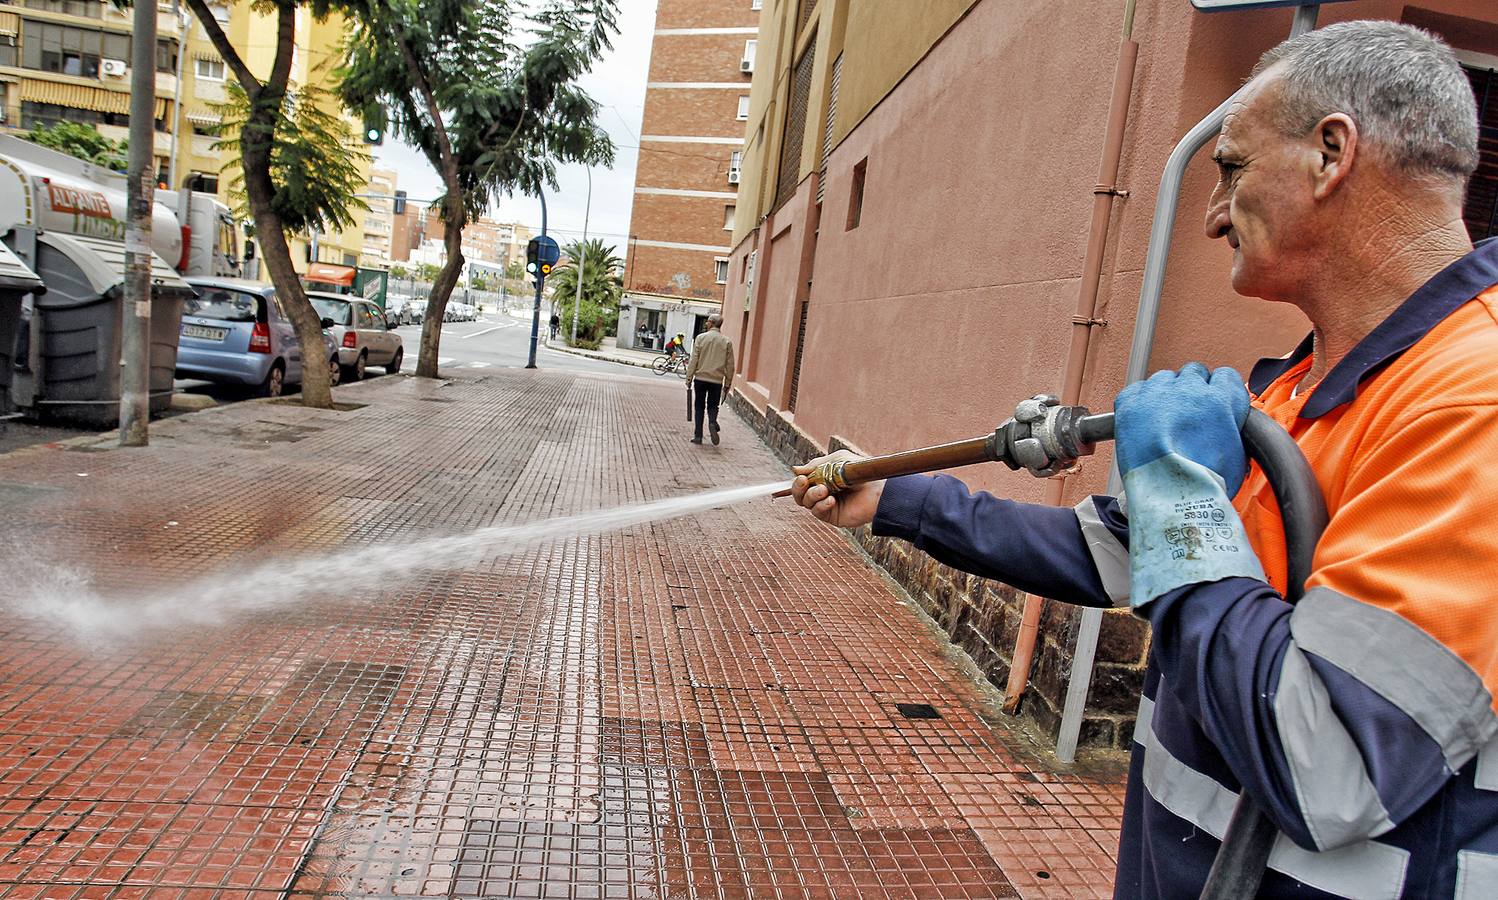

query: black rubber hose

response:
[1197,408,1328,900]
[1079,407,1328,899]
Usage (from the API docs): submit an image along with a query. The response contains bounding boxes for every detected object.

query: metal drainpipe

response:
[1002,0,1139,717]
[1052,3,1321,762]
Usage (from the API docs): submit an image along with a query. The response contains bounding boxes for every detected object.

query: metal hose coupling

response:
[986,394,1107,477]
[802,458,851,494]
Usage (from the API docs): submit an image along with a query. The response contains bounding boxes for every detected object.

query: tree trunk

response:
[415,188,467,379]
[241,109,333,408]
[188,0,330,408]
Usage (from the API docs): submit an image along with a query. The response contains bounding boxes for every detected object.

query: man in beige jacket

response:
[684,314,735,446]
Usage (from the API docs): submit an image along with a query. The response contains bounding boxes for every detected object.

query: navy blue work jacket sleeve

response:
[870,473,1116,608]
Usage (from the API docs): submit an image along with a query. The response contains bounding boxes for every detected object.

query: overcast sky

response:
[372,1,658,258]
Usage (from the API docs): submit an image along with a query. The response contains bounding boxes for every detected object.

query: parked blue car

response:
[177,278,340,397]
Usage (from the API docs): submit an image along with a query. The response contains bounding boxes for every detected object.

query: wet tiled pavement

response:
[0,370,1124,898]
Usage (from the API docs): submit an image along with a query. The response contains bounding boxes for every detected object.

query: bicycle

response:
[651,353,690,378]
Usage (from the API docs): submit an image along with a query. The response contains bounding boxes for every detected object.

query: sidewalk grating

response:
[0,369,1124,897]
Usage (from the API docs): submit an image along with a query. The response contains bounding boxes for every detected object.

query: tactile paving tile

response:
[0,369,1126,898]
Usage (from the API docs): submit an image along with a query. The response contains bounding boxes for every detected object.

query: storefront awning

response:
[305,262,356,287]
[20,79,130,115]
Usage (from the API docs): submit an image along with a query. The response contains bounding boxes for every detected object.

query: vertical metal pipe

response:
[1003,0,1138,718]
[120,0,159,446]
[167,1,187,190]
[1054,0,1321,767]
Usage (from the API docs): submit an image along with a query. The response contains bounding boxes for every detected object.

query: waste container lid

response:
[38,232,195,298]
[0,239,42,293]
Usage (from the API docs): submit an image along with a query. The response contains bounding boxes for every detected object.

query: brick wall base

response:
[728,388,1146,752]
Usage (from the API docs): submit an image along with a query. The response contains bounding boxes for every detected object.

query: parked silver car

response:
[308,292,404,380]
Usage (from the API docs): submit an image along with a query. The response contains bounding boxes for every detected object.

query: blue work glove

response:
[1114,363,1266,608]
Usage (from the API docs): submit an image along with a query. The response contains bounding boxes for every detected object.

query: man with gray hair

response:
[791,20,1498,897]
[685,314,735,446]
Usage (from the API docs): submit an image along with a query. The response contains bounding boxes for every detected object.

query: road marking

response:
[466,361,491,368]
[402,356,453,371]
[460,325,506,339]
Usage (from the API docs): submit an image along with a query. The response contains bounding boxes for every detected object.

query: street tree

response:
[25,122,128,171]
[341,0,618,378]
[185,0,372,408]
[549,238,621,347]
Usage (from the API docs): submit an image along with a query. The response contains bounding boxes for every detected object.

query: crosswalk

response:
[398,356,502,373]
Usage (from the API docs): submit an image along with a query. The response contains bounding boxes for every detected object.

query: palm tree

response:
[550,238,624,346]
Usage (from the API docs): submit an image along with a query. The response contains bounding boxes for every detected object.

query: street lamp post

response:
[570,167,591,347]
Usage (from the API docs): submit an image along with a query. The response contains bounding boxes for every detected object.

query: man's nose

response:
[1204,190,1232,240]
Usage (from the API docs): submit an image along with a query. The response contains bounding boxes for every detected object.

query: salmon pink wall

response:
[730,0,1498,504]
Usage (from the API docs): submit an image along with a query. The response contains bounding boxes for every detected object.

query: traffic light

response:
[526,236,560,286]
[362,106,385,145]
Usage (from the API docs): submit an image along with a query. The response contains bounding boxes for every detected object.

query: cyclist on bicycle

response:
[664,333,687,358]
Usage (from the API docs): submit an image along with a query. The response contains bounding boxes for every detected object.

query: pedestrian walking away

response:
[685,315,734,446]
[791,22,1498,899]
[548,313,560,339]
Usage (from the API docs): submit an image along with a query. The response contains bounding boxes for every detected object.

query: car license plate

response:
[182,324,227,341]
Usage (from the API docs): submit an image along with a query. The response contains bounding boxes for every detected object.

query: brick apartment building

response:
[390,200,425,264]
[616,0,760,352]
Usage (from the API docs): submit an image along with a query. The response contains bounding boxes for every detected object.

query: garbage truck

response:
[0,134,241,279]
[0,133,213,426]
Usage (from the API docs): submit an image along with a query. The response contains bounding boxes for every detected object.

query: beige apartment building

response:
[617,0,759,351]
[361,166,397,266]
[725,0,1498,753]
[0,0,187,182]
[0,0,376,276]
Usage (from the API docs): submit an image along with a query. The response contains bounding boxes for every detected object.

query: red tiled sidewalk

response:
[0,369,1125,898]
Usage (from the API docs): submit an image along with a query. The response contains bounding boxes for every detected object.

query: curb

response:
[543,340,658,371]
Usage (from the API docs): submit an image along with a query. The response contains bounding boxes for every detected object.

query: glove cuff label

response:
[1123,454,1267,607]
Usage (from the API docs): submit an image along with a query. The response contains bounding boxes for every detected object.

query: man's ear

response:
[1311,113,1357,200]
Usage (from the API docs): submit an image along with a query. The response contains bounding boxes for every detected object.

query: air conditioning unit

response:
[102,58,126,77]
[740,59,753,73]
[727,168,741,185]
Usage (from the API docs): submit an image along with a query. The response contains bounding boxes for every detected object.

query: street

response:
[391,309,658,381]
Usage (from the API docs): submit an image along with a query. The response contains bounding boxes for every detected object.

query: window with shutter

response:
[1463,64,1498,241]
[774,36,816,212]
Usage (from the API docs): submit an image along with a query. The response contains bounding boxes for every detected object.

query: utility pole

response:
[570,167,591,347]
[525,191,547,368]
[119,0,158,446]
